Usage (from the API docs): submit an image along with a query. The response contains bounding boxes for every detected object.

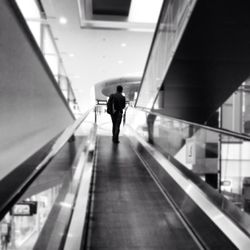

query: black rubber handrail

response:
[0,108,93,221]
[131,107,250,238]
[136,106,250,141]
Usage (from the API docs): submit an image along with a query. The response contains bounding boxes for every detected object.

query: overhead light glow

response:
[60,202,72,208]
[118,60,123,64]
[69,53,75,57]
[129,0,163,23]
[59,16,68,24]
[16,0,40,19]
[121,43,127,47]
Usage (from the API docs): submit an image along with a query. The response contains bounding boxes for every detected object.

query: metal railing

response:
[125,106,250,249]
[0,108,93,222]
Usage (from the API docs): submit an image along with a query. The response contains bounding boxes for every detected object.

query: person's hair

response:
[117,85,123,93]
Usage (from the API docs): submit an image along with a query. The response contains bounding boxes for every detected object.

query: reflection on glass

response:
[221,137,250,210]
[127,108,250,217]
[137,0,197,108]
[218,79,250,134]
[0,185,60,250]
[59,76,69,100]
[15,0,80,114]
[146,113,156,144]
[0,111,95,249]
[43,27,59,78]
[16,0,41,46]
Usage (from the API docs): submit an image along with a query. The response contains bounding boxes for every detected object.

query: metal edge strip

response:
[124,125,250,249]
[135,106,250,141]
[0,108,93,221]
[63,126,97,250]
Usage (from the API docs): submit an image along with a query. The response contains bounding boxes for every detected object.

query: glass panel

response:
[213,79,250,134]
[136,0,197,108]
[59,75,69,100]
[242,80,250,135]
[16,0,41,46]
[126,108,250,217]
[0,111,95,249]
[43,27,59,79]
[44,54,59,79]
[16,0,80,112]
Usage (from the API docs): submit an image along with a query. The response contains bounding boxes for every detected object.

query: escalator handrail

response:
[136,106,250,141]
[0,108,93,221]
[129,106,250,240]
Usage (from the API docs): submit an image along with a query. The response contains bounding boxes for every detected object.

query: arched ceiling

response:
[95,76,140,101]
[39,0,162,111]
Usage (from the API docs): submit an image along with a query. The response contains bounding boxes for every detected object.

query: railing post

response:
[94,106,97,124]
[218,107,222,193]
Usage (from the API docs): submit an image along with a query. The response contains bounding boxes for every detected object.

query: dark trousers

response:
[111,111,122,142]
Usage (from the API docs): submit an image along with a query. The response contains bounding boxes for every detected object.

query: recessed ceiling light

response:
[121,43,127,47]
[129,0,163,23]
[69,53,75,57]
[118,60,123,64]
[59,16,67,24]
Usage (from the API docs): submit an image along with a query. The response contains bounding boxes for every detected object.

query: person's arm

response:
[122,96,126,109]
[107,94,113,104]
[107,94,114,114]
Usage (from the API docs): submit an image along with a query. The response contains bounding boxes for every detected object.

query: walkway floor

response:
[86,135,199,250]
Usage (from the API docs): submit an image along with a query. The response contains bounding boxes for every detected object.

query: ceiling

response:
[95,76,140,101]
[39,0,162,112]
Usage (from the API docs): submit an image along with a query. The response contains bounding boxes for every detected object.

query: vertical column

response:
[232,90,243,133]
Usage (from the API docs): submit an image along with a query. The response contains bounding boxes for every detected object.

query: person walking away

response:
[107,85,126,143]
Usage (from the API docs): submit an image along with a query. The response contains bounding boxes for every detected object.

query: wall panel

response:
[0,0,74,178]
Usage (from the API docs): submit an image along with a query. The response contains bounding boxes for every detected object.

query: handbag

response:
[107,95,115,115]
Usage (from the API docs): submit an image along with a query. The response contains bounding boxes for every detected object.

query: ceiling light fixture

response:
[118,60,123,64]
[59,16,68,24]
[69,53,75,57]
[129,0,163,23]
[121,43,127,47]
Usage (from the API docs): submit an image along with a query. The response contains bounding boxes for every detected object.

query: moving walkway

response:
[1,108,250,250]
[2,0,250,249]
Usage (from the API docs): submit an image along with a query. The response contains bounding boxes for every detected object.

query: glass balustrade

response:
[0,110,96,250]
[15,0,80,114]
[126,107,250,217]
[136,0,197,109]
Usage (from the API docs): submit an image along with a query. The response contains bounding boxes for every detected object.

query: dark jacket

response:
[108,92,126,113]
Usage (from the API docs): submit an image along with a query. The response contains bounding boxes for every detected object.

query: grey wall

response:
[0,0,74,179]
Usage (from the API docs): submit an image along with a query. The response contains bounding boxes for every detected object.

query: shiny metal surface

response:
[64,125,97,250]
[0,109,96,250]
[125,107,250,248]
